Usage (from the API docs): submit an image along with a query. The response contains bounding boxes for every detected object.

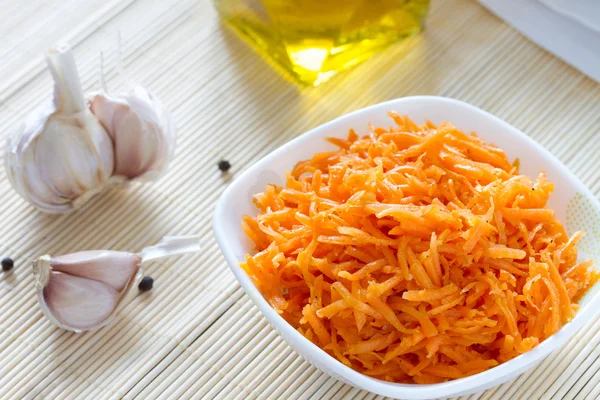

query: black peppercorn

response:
[138,276,154,291]
[218,159,231,172]
[2,258,14,272]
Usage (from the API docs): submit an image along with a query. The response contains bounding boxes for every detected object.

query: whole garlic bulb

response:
[33,236,200,332]
[4,44,114,213]
[89,52,176,181]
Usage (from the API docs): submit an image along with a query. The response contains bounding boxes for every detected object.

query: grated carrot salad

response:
[241,114,599,384]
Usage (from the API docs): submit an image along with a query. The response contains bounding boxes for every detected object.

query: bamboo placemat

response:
[0,0,599,399]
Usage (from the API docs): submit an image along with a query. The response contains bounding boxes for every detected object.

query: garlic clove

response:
[6,125,70,211]
[4,44,114,214]
[32,236,200,332]
[43,271,120,331]
[89,87,175,182]
[50,250,140,291]
[35,118,108,197]
[44,45,115,190]
[90,94,159,179]
[88,44,176,182]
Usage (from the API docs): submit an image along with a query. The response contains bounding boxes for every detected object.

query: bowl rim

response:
[212,95,600,399]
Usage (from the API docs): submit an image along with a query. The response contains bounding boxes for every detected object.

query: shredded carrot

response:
[240,114,599,383]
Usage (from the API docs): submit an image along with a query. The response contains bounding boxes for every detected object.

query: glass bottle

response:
[214,0,430,86]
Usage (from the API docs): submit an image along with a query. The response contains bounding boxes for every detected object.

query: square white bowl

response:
[212,96,600,399]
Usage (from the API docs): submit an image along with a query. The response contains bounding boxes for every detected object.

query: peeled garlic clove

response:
[43,271,120,331]
[4,44,114,213]
[33,235,200,332]
[89,50,175,181]
[51,250,140,291]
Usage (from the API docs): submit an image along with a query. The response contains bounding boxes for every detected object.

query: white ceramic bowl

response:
[212,96,600,399]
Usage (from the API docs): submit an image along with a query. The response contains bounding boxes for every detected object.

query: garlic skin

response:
[32,236,200,332]
[4,44,114,213]
[89,56,176,181]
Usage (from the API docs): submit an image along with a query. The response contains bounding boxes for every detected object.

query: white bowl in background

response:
[212,96,600,399]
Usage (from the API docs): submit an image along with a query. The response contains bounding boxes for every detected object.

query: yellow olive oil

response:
[215,0,430,85]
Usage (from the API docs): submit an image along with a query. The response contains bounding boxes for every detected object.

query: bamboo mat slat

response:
[0,0,599,399]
